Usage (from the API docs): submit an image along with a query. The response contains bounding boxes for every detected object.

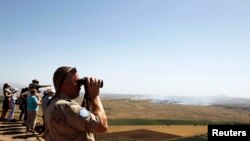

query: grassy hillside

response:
[101,98,250,124]
[1,96,250,124]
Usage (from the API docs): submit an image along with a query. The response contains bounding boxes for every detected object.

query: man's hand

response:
[85,77,100,99]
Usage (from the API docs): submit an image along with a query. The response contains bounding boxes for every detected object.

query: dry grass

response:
[105,125,207,137]
[100,98,250,123]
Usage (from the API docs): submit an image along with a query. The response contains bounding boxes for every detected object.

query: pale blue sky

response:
[0,0,250,97]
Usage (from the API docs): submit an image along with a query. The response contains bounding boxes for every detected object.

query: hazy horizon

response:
[1,82,249,100]
[1,1,250,98]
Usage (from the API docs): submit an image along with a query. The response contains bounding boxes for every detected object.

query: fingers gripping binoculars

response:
[79,77,103,109]
[77,77,104,88]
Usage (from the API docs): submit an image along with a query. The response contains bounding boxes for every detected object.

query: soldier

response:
[44,66,108,141]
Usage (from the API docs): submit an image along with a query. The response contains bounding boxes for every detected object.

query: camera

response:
[77,77,103,88]
[11,88,18,93]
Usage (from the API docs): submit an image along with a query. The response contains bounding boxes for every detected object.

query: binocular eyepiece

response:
[77,77,103,88]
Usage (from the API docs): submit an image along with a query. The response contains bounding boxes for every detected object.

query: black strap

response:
[81,84,90,110]
[47,68,77,107]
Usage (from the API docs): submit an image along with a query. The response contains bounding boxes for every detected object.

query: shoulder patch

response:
[79,108,90,118]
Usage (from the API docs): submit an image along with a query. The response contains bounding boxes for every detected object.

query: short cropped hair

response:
[53,66,73,91]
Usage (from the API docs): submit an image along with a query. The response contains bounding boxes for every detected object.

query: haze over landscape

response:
[1,0,250,98]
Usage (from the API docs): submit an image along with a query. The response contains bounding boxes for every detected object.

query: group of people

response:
[1,66,108,141]
[1,79,52,133]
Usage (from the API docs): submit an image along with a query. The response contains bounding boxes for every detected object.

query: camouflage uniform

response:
[44,93,101,141]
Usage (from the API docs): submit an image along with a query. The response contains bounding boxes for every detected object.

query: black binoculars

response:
[77,77,103,88]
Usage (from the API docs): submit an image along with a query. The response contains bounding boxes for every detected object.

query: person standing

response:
[1,83,12,121]
[7,87,18,121]
[42,89,54,114]
[41,89,54,136]
[18,87,29,121]
[26,88,40,133]
[45,66,108,141]
[21,79,50,125]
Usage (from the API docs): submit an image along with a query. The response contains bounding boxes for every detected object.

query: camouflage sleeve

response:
[61,100,101,132]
